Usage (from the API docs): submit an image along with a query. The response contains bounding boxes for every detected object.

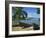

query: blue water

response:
[14,18,40,25]
[20,19,40,25]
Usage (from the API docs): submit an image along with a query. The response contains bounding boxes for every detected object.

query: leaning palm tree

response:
[12,7,27,20]
[12,7,27,25]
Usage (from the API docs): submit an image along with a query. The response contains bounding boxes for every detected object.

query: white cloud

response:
[27,12,40,18]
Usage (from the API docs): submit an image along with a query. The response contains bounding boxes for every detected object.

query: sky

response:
[22,7,40,18]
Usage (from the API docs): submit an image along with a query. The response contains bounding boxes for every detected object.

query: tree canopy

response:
[37,8,40,14]
[12,7,27,20]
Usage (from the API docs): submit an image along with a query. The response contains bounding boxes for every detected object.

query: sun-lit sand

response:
[12,26,34,31]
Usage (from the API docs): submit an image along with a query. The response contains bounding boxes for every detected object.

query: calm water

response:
[13,18,40,25]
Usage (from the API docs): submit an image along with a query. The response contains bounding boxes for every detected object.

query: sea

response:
[13,18,40,26]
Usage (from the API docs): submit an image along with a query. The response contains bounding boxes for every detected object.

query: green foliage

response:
[12,7,27,20]
[37,8,40,14]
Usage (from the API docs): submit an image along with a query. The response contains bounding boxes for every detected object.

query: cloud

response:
[28,12,40,18]
[23,7,40,18]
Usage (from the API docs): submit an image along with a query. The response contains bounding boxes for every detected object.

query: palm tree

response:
[12,7,27,20]
[12,7,27,25]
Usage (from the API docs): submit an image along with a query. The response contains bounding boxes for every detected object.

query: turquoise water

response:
[20,18,40,25]
[13,18,40,26]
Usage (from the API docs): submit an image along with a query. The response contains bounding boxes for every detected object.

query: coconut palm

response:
[12,7,27,25]
[12,7,27,20]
